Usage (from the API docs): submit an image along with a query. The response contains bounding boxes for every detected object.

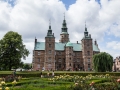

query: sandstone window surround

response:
[88,64,90,68]
[48,57,51,61]
[49,44,51,48]
[87,51,90,56]
[58,58,61,62]
[38,58,40,62]
[49,50,51,54]
[88,58,90,63]
[77,58,80,62]
[37,64,40,69]
[38,51,40,55]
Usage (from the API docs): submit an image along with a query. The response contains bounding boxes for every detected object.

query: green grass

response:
[8,77,72,90]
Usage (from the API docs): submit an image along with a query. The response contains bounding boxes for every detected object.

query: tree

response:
[23,63,31,70]
[0,31,29,70]
[93,52,113,72]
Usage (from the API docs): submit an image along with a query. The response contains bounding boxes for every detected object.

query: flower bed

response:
[0,74,120,90]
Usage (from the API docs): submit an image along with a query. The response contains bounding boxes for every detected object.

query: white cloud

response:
[107,41,120,50]
[0,0,120,62]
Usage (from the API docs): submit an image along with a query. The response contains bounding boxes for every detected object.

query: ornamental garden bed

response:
[0,73,120,90]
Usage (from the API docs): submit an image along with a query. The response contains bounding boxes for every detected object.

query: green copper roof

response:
[61,32,68,34]
[34,42,100,52]
[66,42,73,47]
[82,36,91,39]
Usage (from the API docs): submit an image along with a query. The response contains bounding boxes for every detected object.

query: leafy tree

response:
[93,52,113,72]
[0,31,29,70]
[23,63,31,70]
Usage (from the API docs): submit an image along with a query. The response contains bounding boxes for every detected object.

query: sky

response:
[0,0,120,63]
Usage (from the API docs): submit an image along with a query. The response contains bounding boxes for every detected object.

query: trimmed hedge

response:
[0,71,120,77]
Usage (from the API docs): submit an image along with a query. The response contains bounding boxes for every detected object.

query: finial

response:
[64,12,65,20]
[49,19,51,29]
[85,21,86,28]
[85,21,87,31]
[49,19,51,26]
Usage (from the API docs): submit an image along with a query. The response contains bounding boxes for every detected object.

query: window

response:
[69,53,71,55]
[58,58,61,62]
[49,38,51,41]
[49,44,51,48]
[73,59,76,62]
[59,64,61,68]
[48,57,51,61]
[87,51,90,56]
[70,58,71,60]
[77,58,80,62]
[49,50,51,54]
[59,52,61,54]
[69,63,71,66]
[38,52,40,55]
[37,64,40,69]
[88,64,90,68]
[88,58,90,63]
[74,64,75,68]
[48,64,51,69]
[38,58,40,62]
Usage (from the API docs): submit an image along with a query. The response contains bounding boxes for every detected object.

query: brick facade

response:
[32,19,100,71]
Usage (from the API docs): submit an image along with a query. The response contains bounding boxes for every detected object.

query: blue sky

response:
[0,0,120,63]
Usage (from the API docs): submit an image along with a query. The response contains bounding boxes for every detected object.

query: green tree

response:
[23,63,31,70]
[0,31,29,70]
[93,52,113,72]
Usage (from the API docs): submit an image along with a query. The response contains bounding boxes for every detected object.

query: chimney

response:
[94,39,98,46]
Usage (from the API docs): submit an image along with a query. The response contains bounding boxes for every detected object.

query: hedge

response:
[0,71,120,77]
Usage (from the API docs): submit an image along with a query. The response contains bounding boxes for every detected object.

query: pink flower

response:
[117,79,120,82]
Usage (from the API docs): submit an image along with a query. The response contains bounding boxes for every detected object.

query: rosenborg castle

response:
[32,18,100,71]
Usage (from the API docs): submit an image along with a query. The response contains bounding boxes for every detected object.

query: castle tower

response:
[59,15,69,43]
[65,42,73,70]
[81,24,93,71]
[45,22,55,70]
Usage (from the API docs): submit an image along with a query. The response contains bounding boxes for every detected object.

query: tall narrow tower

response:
[59,15,69,43]
[45,22,55,70]
[81,24,93,71]
[65,42,73,70]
